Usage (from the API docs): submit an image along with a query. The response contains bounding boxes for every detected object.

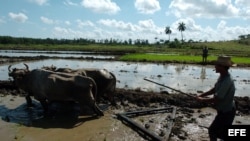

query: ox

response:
[8,64,104,116]
[43,66,116,105]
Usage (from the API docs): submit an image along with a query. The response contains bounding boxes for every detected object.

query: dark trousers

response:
[208,108,236,141]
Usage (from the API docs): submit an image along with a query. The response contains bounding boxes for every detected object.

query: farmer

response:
[202,46,208,64]
[196,56,236,141]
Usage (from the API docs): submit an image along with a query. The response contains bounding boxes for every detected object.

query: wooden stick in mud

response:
[144,78,196,98]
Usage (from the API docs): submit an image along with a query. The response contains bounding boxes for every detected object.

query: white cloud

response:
[40,16,54,24]
[63,0,78,6]
[235,0,250,19]
[215,21,250,40]
[53,27,80,39]
[28,0,48,5]
[171,18,202,33]
[50,17,250,43]
[97,19,161,35]
[163,18,250,42]
[169,0,240,18]
[8,12,28,23]
[76,19,95,28]
[52,26,104,39]
[135,0,161,14]
[81,0,120,15]
[97,19,139,31]
[138,19,155,29]
[51,18,162,42]
[65,21,71,25]
[217,20,227,30]
[97,19,163,42]
[235,0,250,6]
[138,19,160,34]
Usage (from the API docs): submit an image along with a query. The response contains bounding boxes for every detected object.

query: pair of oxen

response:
[8,64,116,117]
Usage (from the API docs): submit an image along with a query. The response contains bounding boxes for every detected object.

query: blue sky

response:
[0,0,250,43]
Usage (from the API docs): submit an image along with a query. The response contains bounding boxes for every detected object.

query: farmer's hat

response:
[215,56,235,67]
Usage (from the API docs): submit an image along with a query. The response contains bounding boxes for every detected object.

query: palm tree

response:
[165,26,172,41]
[177,22,186,43]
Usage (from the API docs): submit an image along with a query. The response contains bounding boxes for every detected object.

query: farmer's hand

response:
[196,95,215,103]
[196,96,203,102]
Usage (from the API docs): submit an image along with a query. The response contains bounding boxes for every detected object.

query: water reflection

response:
[200,67,206,82]
[1,59,249,97]
[174,65,185,75]
[0,96,43,125]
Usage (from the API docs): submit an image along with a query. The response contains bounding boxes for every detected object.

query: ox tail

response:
[110,72,116,93]
[109,72,117,105]
[89,77,104,116]
[89,77,98,101]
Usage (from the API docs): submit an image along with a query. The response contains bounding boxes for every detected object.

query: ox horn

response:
[8,65,12,72]
[24,63,29,71]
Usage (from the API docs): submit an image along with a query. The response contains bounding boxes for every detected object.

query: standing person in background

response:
[202,46,208,64]
[196,56,236,141]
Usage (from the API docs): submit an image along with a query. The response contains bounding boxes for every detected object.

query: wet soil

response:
[1,56,250,141]
[0,80,249,141]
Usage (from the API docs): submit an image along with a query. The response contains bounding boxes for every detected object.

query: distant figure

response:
[202,46,208,64]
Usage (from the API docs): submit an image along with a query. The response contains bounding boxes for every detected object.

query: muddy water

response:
[1,95,249,141]
[1,59,250,97]
[0,49,116,59]
[0,94,147,141]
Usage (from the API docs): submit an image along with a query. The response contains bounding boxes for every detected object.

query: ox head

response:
[8,63,30,80]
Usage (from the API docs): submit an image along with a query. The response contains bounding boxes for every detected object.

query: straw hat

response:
[215,56,235,67]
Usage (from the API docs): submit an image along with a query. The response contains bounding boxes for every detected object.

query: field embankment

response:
[1,40,250,66]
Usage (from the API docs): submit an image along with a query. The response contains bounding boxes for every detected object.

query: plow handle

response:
[143,78,196,98]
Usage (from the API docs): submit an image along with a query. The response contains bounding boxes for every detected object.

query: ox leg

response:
[79,98,104,116]
[107,92,116,106]
[83,101,104,116]
[106,84,116,106]
[39,99,49,115]
[93,102,104,116]
[25,95,33,107]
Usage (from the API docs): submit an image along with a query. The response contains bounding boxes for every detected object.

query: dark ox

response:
[8,64,104,116]
[43,66,116,105]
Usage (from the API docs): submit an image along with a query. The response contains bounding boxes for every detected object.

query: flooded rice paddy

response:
[0,59,249,97]
[0,49,116,59]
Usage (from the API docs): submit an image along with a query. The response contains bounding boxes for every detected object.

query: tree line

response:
[238,34,250,45]
[0,21,248,46]
[0,22,187,47]
[0,36,131,45]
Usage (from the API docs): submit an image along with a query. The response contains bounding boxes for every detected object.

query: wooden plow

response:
[116,106,176,141]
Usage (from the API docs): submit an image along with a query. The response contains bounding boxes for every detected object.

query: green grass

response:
[119,53,250,65]
[189,41,250,56]
[232,57,250,65]
[119,53,215,62]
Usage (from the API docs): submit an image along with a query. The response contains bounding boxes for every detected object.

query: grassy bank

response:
[0,43,198,57]
[119,53,250,66]
[1,41,250,66]
[119,53,215,63]
[1,40,250,56]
